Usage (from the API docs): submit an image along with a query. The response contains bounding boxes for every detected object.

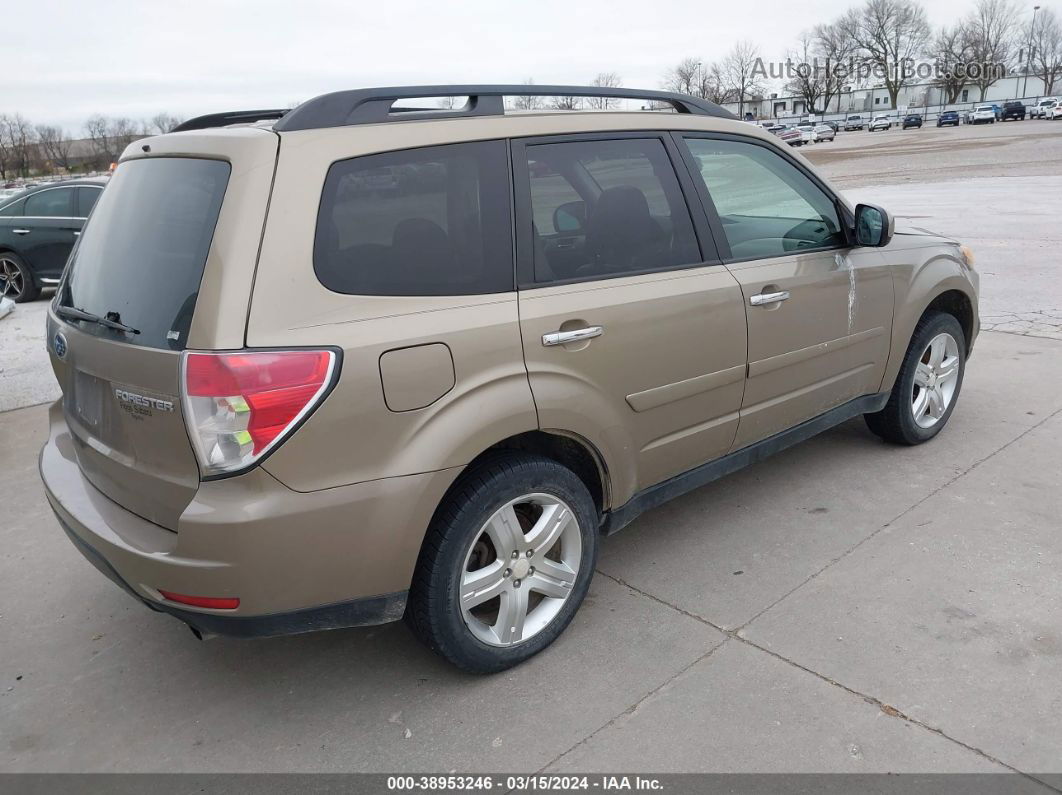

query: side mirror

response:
[553,200,586,234]
[854,203,893,247]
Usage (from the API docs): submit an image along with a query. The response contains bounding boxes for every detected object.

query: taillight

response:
[181,349,337,477]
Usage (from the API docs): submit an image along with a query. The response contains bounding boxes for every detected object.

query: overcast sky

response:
[8,0,1006,131]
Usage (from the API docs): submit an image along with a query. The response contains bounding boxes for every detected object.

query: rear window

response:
[313,140,513,296]
[59,157,229,350]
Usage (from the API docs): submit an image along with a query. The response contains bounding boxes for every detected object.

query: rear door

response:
[48,135,278,530]
[676,133,893,449]
[514,133,747,504]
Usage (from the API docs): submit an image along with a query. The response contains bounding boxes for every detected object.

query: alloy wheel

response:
[0,257,24,299]
[911,332,961,428]
[460,493,582,647]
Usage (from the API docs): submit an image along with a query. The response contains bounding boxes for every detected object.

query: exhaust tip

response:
[188,625,218,641]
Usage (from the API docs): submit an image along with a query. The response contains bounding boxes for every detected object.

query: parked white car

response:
[970,105,996,124]
[869,115,891,131]
[1031,97,1059,118]
[794,124,816,144]
[1044,100,1062,120]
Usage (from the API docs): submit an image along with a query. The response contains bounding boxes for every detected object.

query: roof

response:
[172,85,736,134]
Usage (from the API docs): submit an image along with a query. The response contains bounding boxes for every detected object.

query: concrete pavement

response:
[2,330,1060,780]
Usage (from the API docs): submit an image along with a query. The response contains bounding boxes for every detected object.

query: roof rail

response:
[272,85,736,132]
[171,109,290,133]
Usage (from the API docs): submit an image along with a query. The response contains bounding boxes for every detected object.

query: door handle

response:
[12,229,30,235]
[72,231,80,237]
[542,326,604,347]
[749,290,790,306]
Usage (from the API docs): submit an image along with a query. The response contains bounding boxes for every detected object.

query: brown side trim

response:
[626,363,745,413]
[749,326,886,379]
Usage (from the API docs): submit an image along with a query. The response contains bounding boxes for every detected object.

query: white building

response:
[729,74,1054,122]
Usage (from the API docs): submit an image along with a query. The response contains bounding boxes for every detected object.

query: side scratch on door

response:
[836,252,855,332]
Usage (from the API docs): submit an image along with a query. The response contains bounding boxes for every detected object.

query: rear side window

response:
[77,186,102,218]
[314,140,513,296]
[523,137,700,283]
[60,157,230,350]
[25,187,73,217]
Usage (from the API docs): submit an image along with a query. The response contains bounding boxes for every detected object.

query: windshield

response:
[976,106,992,111]
[58,157,230,350]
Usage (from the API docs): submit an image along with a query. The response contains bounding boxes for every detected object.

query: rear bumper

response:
[55,515,406,638]
[39,402,460,637]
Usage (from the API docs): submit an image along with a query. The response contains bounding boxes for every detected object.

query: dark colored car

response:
[0,179,105,302]
[902,114,923,129]
[822,120,839,133]
[1001,100,1026,121]
[937,111,960,127]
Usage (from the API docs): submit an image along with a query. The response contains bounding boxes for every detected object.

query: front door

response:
[513,134,748,505]
[677,134,894,449]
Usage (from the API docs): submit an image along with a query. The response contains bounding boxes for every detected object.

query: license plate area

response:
[72,370,104,429]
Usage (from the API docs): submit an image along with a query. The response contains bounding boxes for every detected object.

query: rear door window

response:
[76,186,102,218]
[314,140,513,296]
[520,137,701,283]
[59,157,230,350]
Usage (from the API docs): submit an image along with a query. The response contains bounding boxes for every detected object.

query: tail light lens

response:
[181,349,337,477]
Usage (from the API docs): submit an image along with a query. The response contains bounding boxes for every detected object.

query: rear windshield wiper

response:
[56,305,140,335]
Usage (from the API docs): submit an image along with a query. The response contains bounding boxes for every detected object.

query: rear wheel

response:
[865,311,966,445]
[0,253,40,303]
[406,453,598,673]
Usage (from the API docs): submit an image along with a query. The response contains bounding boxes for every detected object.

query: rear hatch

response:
[47,130,279,530]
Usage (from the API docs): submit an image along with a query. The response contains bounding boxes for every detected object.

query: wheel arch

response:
[881,263,978,392]
[469,430,610,518]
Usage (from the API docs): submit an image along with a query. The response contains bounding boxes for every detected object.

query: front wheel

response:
[406,453,599,673]
[865,311,966,445]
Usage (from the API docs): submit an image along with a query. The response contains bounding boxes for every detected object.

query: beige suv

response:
[39,85,979,673]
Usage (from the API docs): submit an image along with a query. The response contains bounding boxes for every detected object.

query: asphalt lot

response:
[2,119,1061,780]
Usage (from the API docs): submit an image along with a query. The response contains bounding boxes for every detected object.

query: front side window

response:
[683,137,845,260]
[24,187,74,217]
[523,137,700,282]
[314,140,513,296]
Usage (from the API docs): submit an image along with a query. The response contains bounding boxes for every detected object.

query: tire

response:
[405,453,599,673]
[0,253,40,303]
[865,311,966,445]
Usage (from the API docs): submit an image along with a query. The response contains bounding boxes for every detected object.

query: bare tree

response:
[0,115,36,178]
[151,112,182,134]
[1027,6,1062,95]
[84,115,142,167]
[550,95,581,110]
[0,119,10,180]
[512,79,544,110]
[932,24,975,103]
[842,0,932,108]
[661,58,732,104]
[722,41,765,118]
[814,20,859,111]
[962,0,1021,100]
[785,33,828,113]
[35,125,72,172]
[587,72,623,109]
